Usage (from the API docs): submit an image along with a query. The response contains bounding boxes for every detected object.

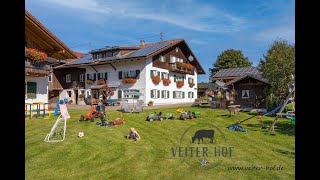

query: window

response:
[170,56,176,63]
[66,74,71,83]
[176,75,184,82]
[150,70,159,77]
[48,74,52,82]
[97,73,104,80]
[66,91,72,98]
[188,92,194,98]
[129,70,136,78]
[27,82,37,99]
[151,89,160,99]
[123,71,129,78]
[97,54,102,59]
[123,89,140,99]
[162,90,170,99]
[241,90,250,99]
[161,72,169,79]
[188,78,194,83]
[173,91,185,99]
[80,74,85,82]
[160,55,166,62]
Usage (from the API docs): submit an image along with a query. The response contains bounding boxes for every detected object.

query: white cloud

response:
[36,0,245,33]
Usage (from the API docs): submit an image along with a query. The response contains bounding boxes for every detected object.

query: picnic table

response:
[227,105,241,117]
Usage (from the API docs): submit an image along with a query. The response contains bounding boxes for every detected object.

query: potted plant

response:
[152,76,161,84]
[97,79,106,85]
[176,81,184,88]
[121,78,137,84]
[163,78,171,86]
[86,80,94,85]
[25,47,48,62]
[189,82,195,88]
[148,101,154,106]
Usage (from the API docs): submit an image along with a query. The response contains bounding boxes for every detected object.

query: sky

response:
[26,0,295,83]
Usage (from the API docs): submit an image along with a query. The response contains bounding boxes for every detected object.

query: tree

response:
[209,49,252,80]
[258,40,295,111]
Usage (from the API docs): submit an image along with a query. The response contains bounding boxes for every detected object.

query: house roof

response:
[25,10,77,59]
[212,67,260,78]
[224,74,269,86]
[55,39,205,74]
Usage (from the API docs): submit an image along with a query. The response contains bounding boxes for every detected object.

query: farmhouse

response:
[54,39,206,106]
[25,10,78,104]
[211,67,270,108]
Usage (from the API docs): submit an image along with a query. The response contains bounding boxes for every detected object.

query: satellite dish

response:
[188,55,194,61]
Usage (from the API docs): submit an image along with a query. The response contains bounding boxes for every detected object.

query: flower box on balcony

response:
[176,81,184,88]
[163,78,171,86]
[97,79,106,85]
[152,76,161,84]
[189,82,195,88]
[121,78,137,84]
[86,80,94,85]
[25,48,48,62]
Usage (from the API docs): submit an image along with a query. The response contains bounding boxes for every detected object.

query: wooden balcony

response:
[168,63,193,74]
[25,58,52,77]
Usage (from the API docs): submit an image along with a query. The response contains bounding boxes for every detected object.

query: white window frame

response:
[176,75,184,81]
[170,56,176,63]
[160,55,166,62]
[174,91,184,99]
[152,70,158,77]
[162,90,169,99]
[188,91,194,99]
[48,74,52,82]
[241,90,250,99]
[151,89,159,99]
[188,78,194,83]
[123,71,129,78]
[163,72,169,79]
[66,90,72,98]
[98,73,104,80]
[66,74,71,83]
[80,74,85,82]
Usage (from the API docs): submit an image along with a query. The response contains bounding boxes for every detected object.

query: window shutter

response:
[98,73,101,80]
[93,73,96,81]
[118,90,122,99]
[182,92,185,98]
[27,82,37,99]
[167,91,170,98]
[87,74,90,80]
[173,91,176,98]
[105,72,108,80]
[151,90,154,98]
[157,90,160,98]
[119,71,122,79]
[161,72,164,80]
[157,71,160,77]
[162,91,164,98]
[136,70,140,79]
[192,92,194,98]
[174,75,176,82]
[150,70,154,78]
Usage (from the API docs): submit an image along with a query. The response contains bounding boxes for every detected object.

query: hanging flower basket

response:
[152,76,161,84]
[189,82,195,88]
[176,81,184,88]
[163,78,171,86]
[25,48,48,62]
[121,78,137,84]
[86,80,94,85]
[97,79,106,85]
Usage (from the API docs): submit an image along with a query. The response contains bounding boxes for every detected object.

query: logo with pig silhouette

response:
[170,123,234,170]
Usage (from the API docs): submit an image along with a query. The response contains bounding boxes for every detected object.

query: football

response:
[78,132,84,137]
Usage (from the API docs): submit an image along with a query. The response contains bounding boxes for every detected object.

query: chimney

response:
[140,40,145,46]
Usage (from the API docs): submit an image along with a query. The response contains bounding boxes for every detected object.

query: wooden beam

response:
[109,63,116,70]
[25,27,55,51]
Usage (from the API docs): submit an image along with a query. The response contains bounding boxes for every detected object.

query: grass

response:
[26,106,295,179]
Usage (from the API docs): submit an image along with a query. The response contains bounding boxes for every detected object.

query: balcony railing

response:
[25,57,52,76]
[169,63,193,74]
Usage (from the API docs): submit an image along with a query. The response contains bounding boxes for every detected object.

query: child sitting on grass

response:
[127,128,140,141]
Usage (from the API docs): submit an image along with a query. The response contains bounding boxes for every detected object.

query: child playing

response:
[127,128,141,141]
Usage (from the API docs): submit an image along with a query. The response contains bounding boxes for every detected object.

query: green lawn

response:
[26,106,295,179]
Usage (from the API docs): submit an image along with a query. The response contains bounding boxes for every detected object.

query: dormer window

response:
[160,55,166,62]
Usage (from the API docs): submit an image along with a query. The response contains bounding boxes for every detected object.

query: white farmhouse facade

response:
[55,39,205,106]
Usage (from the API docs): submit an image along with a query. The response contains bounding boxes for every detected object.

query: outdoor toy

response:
[78,132,84,137]
[147,112,164,122]
[79,105,106,122]
[192,111,201,118]
[228,122,248,133]
[176,108,184,113]
[163,113,175,120]
[44,104,70,142]
[257,115,262,120]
